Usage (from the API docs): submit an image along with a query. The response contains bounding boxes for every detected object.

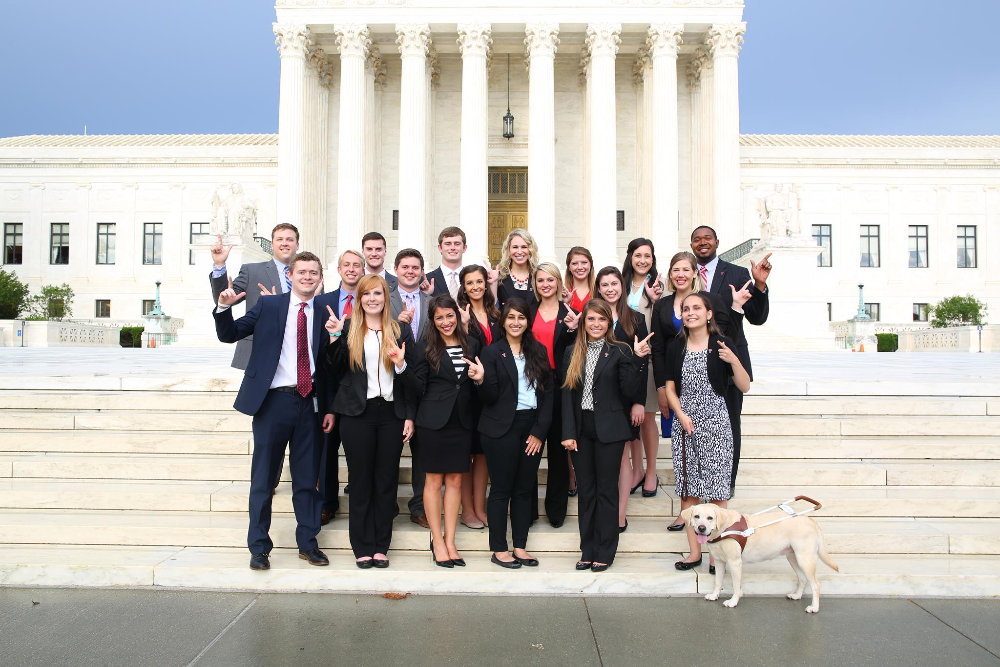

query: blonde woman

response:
[324,274,417,569]
[497,229,540,309]
[562,247,595,312]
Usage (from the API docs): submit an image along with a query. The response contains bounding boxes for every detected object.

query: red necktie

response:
[296,302,312,397]
[700,266,709,289]
[343,294,353,318]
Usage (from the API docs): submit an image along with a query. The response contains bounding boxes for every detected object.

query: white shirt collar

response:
[702,256,720,274]
[290,292,313,309]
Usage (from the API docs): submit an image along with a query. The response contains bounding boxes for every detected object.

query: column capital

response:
[585,23,621,58]
[334,24,371,59]
[428,42,441,88]
[307,45,329,72]
[647,24,683,59]
[457,24,492,58]
[687,47,709,87]
[707,22,746,58]
[632,44,650,88]
[273,23,311,59]
[396,23,431,58]
[525,23,560,58]
[367,44,388,90]
[318,57,335,89]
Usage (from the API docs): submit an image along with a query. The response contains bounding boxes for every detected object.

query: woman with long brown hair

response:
[324,274,416,569]
[560,299,652,571]
[563,246,595,312]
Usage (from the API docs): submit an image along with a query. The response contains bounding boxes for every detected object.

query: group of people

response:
[210,222,773,573]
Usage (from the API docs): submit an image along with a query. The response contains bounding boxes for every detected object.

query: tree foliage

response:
[931,294,987,328]
[0,269,30,319]
[24,284,75,321]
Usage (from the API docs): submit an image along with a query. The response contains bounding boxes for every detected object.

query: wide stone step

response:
[1,545,997,597]
[0,390,236,412]
[726,486,1000,518]
[0,431,250,455]
[738,436,1000,460]
[742,415,1000,437]
[0,411,252,432]
[1,509,986,555]
[742,396,993,417]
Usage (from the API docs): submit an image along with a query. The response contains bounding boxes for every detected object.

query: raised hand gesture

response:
[561,286,572,305]
[717,339,739,366]
[419,276,435,295]
[485,262,500,287]
[633,332,654,357]
[210,233,232,268]
[563,309,580,331]
[397,303,415,325]
[324,305,344,338]
[644,273,665,302]
[464,356,485,383]
[258,283,277,297]
[387,338,406,370]
[750,253,773,289]
[730,278,753,310]
[460,304,472,328]
[217,275,246,307]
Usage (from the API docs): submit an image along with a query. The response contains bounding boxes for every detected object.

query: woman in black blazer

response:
[406,295,481,568]
[495,229,539,309]
[594,266,649,532]
[663,291,750,572]
[560,299,652,572]
[466,298,553,569]
[324,274,417,569]
[455,264,500,529]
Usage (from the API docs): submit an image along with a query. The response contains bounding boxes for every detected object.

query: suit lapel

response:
[499,339,518,388]
[417,292,431,340]
[277,291,291,352]
[310,295,327,363]
[710,260,727,294]
[264,260,282,294]
[592,341,613,385]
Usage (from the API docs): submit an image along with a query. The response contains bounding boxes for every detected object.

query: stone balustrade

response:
[0,320,122,348]
[897,325,997,353]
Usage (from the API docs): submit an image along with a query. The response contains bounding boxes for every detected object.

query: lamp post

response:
[502,53,514,139]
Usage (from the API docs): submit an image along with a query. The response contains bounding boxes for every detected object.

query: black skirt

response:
[417,403,473,473]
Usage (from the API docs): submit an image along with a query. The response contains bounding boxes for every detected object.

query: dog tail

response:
[817,534,839,572]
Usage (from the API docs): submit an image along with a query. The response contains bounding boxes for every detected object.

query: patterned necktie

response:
[405,293,419,339]
[343,294,353,318]
[296,302,312,397]
[284,267,292,293]
[700,266,709,290]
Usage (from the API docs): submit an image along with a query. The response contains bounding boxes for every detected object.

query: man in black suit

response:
[420,226,467,298]
[214,251,336,571]
[361,231,398,291]
[690,225,773,493]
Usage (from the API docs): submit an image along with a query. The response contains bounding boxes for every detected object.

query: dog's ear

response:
[679,506,694,526]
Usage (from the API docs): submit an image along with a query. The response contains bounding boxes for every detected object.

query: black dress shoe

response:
[674,557,702,571]
[667,521,685,532]
[298,548,329,566]
[343,484,350,494]
[567,488,578,497]
[372,557,390,569]
[642,476,660,497]
[591,563,610,573]
[430,537,453,568]
[619,519,628,534]
[321,509,334,526]
[249,552,270,570]
[356,558,374,569]
[451,558,466,567]
[549,520,564,529]
[709,565,716,575]
[630,479,643,495]
[513,555,539,567]
[491,554,522,569]
[576,561,592,570]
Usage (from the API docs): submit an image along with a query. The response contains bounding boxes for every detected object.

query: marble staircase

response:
[1,385,999,597]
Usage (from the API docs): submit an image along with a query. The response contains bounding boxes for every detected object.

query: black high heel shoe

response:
[430,537,453,568]
[619,519,628,534]
[630,479,643,495]
[674,556,702,571]
[667,519,685,532]
[642,476,660,497]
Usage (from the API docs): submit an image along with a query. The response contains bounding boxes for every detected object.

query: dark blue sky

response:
[1,0,997,137]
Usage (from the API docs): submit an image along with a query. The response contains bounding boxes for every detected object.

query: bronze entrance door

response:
[488,167,528,264]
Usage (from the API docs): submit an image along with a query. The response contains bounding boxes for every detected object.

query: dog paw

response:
[704,593,719,601]
[786,592,803,601]
[723,599,739,608]
[805,605,819,613]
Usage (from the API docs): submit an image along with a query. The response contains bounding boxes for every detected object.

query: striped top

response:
[446,346,467,376]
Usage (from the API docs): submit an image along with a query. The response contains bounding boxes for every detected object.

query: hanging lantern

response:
[503,53,514,139]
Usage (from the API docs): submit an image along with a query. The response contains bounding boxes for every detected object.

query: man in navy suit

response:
[215,251,336,571]
[420,226,467,298]
[691,225,773,493]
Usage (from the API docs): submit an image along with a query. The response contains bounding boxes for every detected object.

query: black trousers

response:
[571,411,626,564]
[543,391,568,525]
[480,410,542,552]
[340,398,404,558]
[725,383,744,487]
[407,434,425,517]
[248,390,322,554]
[320,421,340,514]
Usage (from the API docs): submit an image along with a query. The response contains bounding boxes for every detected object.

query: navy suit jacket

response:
[214,291,338,416]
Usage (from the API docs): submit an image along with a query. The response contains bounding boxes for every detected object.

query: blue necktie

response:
[284,267,292,293]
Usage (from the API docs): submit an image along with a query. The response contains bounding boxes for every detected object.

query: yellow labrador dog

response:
[680,503,839,613]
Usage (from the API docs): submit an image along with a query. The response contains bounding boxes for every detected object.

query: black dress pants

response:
[571,411,626,564]
[340,398,404,558]
[543,391,569,526]
[725,383,744,487]
[480,410,542,552]
[320,420,340,514]
[248,389,322,554]
[407,434,425,518]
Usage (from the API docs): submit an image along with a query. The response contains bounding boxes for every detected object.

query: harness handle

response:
[794,495,822,511]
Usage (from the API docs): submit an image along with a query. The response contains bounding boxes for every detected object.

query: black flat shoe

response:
[667,521,685,532]
[430,537,453,568]
[619,519,628,534]
[567,489,578,497]
[492,554,522,569]
[372,558,390,569]
[709,565,716,575]
[451,558,466,567]
[576,561,592,570]
[591,563,610,573]
[514,555,539,567]
[298,548,329,566]
[356,558,374,569]
[674,557,702,571]
[249,552,270,570]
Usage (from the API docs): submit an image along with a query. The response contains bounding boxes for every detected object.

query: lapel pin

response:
[501,352,506,358]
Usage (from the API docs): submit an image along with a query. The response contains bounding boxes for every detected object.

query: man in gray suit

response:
[361,231,398,291]
[388,248,432,528]
[209,223,301,370]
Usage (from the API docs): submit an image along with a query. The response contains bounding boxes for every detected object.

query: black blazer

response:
[650,291,744,389]
[560,341,646,444]
[424,266,451,297]
[665,334,736,400]
[707,258,769,379]
[467,313,502,350]
[497,274,538,310]
[475,338,553,440]
[614,309,650,408]
[407,338,481,430]
[324,319,418,420]
[529,302,576,373]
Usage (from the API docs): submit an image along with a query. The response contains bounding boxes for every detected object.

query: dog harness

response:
[707,496,825,553]
[709,515,752,552]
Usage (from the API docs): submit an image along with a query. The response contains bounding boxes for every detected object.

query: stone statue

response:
[210,184,257,241]
[757,184,802,239]
[210,191,226,234]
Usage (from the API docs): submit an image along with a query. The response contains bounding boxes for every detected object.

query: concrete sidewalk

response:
[0,589,997,666]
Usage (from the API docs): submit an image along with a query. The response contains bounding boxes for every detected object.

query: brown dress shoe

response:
[321,509,333,525]
[411,513,430,529]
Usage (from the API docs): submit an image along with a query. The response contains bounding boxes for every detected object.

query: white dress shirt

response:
[441,265,463,297]
[364,328,399,401]
[699,256,720,291]
[271,293,316,389]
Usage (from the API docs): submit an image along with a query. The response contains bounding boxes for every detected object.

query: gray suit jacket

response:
[389,285,431,342]
[209,260,282,370]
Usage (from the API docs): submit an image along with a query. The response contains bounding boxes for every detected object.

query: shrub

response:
[24,284,75,321]
[931,295,987,328]
[120,326,144,347]
[876,333,898,352]
[0,269,30,319]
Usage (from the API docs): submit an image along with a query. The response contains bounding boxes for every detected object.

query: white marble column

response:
[634,47,654,240]
[457,25,491,266]
[525,23,560,265]
[687,48,707,233]
[273,24,310,245]
[317,58,332,258]
[647,24,683,259]
[364,47,386,237]
[707,22,746,247]
[303,46,324,260]
[396,24,431,251]
[585,23,621,270]
[335,24,370,259]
